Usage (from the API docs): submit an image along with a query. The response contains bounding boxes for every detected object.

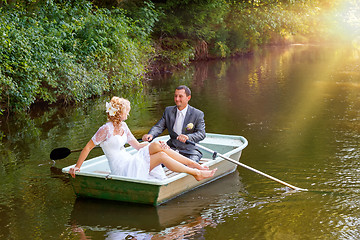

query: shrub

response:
[0,0,156,112]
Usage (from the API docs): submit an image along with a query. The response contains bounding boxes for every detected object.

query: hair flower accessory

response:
[106,102,117,116]
[186,123,194,130]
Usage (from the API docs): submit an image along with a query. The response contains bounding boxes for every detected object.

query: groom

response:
[142,85,205,162]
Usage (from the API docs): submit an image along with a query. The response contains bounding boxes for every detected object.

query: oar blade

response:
[50,147,71,160]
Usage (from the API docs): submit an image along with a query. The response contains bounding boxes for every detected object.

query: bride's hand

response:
[69,166,80,178]
[159,141,170,149]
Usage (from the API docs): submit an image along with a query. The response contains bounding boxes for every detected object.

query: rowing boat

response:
[62,133,248,206]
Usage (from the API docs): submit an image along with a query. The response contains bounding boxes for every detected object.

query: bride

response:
[69,96,217,181]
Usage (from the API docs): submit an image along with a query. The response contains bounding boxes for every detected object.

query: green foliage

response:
[154,0,228,41]
[152,0,324,58]
[153,38,195,68]
[0,0,156,112]
[0,0,332,113]
[151,0,230,61]
[121,1,160,37]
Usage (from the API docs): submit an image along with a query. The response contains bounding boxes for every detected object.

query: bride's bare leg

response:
[164,149,209,170]
[149,152,217,181]
[148,142,208,170]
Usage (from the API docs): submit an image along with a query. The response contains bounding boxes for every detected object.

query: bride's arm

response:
[123,122,149,150]
[69,140,96,178]
[70,124,108,178]
[128,139,148,150]
[129,139,170,151]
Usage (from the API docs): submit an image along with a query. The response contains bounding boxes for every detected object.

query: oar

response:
[50,146,100,160]
[186,139,308,191]
[50,138,144,160]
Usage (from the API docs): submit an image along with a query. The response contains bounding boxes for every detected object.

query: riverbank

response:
[0,0,341,114]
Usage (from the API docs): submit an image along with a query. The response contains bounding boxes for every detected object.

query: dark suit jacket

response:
[148,105,206,157]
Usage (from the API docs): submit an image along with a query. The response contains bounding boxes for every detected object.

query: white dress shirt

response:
[173,105,188,135]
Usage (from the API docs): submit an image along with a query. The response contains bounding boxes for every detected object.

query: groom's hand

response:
[177,134,189,143]
[142,134,153,142]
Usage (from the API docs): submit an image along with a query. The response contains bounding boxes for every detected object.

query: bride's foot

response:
[197,165,209,170]
[194,168,217,181]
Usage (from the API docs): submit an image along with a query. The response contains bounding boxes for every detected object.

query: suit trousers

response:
[177,151,201,163]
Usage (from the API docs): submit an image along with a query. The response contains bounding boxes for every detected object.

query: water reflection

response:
[71,199,164,231]
[68,172,247,239]
[70,200,216,240]
[71,216,215,240]
[0,205,10,239]
[49,166,70,183]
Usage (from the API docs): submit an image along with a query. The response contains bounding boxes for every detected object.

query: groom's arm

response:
[148,110,168,138]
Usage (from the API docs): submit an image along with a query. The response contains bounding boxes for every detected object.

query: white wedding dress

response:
[91,122,167,181]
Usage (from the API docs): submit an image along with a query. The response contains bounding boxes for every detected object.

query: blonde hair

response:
[107,96,130,126]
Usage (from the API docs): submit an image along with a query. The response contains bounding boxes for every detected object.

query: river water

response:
[0,44,359,239]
